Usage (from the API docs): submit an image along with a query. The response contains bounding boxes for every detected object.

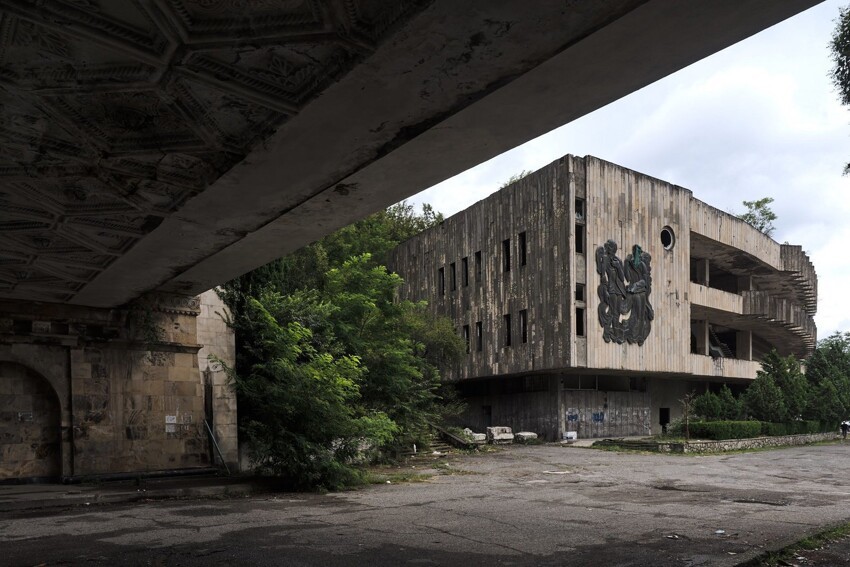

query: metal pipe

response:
[205,419,230,476]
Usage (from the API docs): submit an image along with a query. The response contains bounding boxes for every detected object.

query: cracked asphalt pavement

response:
[3,442,850,566]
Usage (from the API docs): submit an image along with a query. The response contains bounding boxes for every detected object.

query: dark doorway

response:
[659,407,671,434]
[482,405,492,428]
[0,362,61,482]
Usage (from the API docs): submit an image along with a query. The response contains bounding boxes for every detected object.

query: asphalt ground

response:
[3,442,850,566]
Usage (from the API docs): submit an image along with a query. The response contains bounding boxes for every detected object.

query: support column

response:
[696,258,710,286]
[693,319,709,355]
[736,330,753,361]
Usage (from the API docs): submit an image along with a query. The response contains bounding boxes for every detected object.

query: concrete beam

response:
[71,0,821,307]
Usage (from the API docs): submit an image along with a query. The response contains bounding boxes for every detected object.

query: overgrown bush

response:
[688,421,761,440]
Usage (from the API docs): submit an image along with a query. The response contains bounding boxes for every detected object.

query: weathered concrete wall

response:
[562,388,651,439]
[389,158,577,380]
[196,290,238,471]
[0,292,233,481]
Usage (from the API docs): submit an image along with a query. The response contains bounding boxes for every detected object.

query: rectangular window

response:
[450,262,457,291]
[476,321,483,351]
[504,314,512,347]
[575,284,585,302]
[475,251,482,283]
[519,309,528,343]
[503,239,511,272]
[575,198,586,222]
[462,257,469,286]
[519,231,527,266]
[575,224,585,254]
[438,267,445,296]
[576,307,585,337]
[463,324,470,354]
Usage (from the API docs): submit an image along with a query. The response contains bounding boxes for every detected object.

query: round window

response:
[660,226,675,250]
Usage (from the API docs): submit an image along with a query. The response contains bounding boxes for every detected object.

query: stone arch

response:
[0,361,62,482]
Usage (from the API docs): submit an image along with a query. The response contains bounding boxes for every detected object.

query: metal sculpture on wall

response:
[595,240,654,345]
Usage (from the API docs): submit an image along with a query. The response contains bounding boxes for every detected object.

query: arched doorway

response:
[0,361,61,482]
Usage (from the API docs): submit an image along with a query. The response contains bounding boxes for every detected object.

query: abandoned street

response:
[4,443,850,567]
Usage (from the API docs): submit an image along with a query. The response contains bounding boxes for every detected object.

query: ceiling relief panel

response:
[0,0,428,303]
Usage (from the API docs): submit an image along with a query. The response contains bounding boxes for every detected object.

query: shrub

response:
[688,420,761,440]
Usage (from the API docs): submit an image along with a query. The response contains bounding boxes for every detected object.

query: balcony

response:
[742,290,816,353]
[689,354,760,380]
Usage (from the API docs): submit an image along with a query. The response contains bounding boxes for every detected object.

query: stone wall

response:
[678,432,836,453]
[0,292,235,482]
[196,290,238,471]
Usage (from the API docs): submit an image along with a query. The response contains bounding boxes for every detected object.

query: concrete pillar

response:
[737,275,753,293]
[736,330,753,361]
[693,320,709,355]
[696,258,710,286]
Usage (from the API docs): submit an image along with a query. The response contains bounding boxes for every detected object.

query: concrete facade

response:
[388,155,817,440]
[0,290,237,482]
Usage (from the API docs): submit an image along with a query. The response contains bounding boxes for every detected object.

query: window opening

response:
[661,226,676,250]
[504,314,512,347]
[519,309,528,343]
[519,231,527,266]
[503,239,511,272]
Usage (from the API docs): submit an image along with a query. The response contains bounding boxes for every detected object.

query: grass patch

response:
[739,521,850,566]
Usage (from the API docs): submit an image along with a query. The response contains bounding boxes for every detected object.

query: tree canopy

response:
[830,4,850,173]
[738,197,777,237]
[218,202,463,489]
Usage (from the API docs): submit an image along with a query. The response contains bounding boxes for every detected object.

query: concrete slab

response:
[4,443,850,566]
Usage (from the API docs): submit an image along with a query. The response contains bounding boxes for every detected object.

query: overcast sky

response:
[408,0,850,339]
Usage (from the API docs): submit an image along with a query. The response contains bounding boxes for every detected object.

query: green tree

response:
[692,391,722,421]
[738,197,777,237]
[500,170,532,189]
[222,292,396,489]
[716,384,743,421]
[830,4,850,173]
[219,201,463,487]
[744,372,787,422]
[805,332,850,422]
[760,351,809,420]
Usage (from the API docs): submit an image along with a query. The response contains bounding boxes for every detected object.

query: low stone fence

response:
[669,432,837,454]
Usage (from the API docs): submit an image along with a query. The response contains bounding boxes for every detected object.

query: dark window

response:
[438,267,445,296]
[575,284,585,302]
[575,224,585,254]
[462,257,469,286]
[519,231,527,266]
[503,239,511,272]
[463,324,470,354]
[475,251,482,283]
[575,198,586,222]
[476,321,483,351]
[519,309,528,343]
[504,314,512,347]
[661,226,676,250]
[576,307,585,336]
[450,262,457,291]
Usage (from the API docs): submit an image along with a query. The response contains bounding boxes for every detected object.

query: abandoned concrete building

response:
[0,290,237,483]
[388,155,818,440]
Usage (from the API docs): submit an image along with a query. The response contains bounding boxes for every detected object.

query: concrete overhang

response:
[0,0,822,307]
